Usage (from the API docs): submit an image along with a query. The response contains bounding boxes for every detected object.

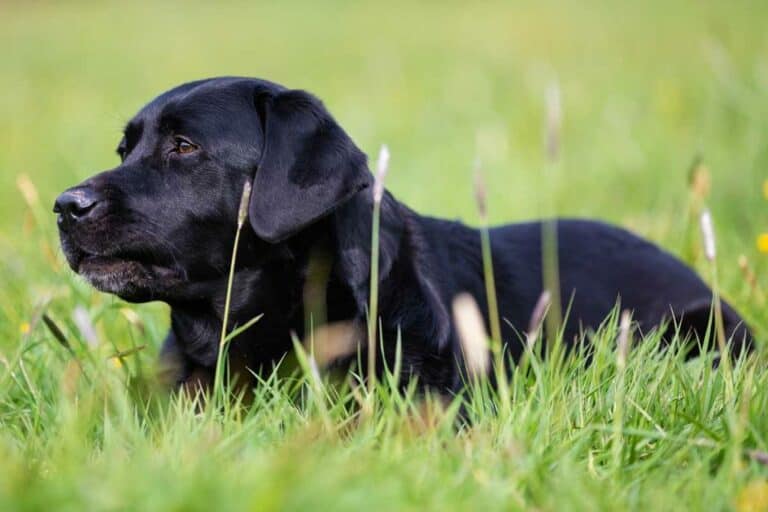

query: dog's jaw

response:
[78,255,185,302]
[60,236,186,302]
[80,256,152,295]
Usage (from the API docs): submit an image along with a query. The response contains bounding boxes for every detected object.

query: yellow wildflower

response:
[19,322,31,335]
[736,480,768,512]
[759,234,768,253]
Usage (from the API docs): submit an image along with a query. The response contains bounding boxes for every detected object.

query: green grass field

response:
[2,1,768,510]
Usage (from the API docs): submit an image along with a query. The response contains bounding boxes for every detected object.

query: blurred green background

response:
[2,2,768,510]
[3,0,767,339]
[0,1,768,356]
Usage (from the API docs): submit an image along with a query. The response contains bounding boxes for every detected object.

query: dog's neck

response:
[167,251,306,369]
[164,188,454,387]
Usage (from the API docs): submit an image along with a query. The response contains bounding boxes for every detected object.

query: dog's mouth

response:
[65,243,185,302]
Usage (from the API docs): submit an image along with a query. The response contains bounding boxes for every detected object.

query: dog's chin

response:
[77,255,183,303]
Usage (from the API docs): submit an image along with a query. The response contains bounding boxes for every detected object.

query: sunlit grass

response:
[2,295,766,510]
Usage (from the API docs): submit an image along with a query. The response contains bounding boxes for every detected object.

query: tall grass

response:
[473,163,512,415]
[212,179,263,410]
[541,82,564,342]
[2,288,765,510]
[366,145,390,400]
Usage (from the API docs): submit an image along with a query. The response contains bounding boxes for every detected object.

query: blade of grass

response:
[367,145,389,402]
[213,179,253,408]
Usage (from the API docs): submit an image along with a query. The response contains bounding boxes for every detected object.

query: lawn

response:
[1,1,767,510]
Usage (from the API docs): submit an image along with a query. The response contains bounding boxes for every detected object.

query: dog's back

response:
[420,216,753,359]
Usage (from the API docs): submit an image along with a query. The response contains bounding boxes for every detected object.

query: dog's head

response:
[54,77,372,302]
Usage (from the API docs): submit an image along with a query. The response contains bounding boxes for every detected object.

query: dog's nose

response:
[53,187,101,231]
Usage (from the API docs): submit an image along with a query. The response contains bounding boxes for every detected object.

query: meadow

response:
[1,1,768,510]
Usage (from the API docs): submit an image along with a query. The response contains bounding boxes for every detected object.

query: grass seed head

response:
[545,81,562,162]
[688,161,711,201]
[16,174,39,209]
[73,306,98,347]
[473,159,487,221]
[305,321,361,368]
[747,450,768,466]
[699,208,717,261]
[526,290,551,348]
[617,310,632,368]
[42,313,72,352]
[373,144,390,204]
[237,179,253,228]
[452,293,490,379]
[120,307,146,334]
[738,254,760,292]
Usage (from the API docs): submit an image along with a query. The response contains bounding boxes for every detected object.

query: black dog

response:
[54,77,752,393]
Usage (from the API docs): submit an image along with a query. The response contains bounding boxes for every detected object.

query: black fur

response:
[54,77,753,393]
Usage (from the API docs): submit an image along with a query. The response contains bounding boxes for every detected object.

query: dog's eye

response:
[173,137,198,155]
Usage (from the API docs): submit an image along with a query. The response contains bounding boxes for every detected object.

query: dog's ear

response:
[249,88,373,243]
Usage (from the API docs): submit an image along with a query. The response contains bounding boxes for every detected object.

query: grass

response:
[2,0,768,510]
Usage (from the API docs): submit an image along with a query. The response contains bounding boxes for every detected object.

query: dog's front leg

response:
[157,330,214,395]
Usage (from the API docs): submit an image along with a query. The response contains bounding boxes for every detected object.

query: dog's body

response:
[54,77,752,393]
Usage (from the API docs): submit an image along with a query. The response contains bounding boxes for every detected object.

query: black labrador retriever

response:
[54,77,753,393]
